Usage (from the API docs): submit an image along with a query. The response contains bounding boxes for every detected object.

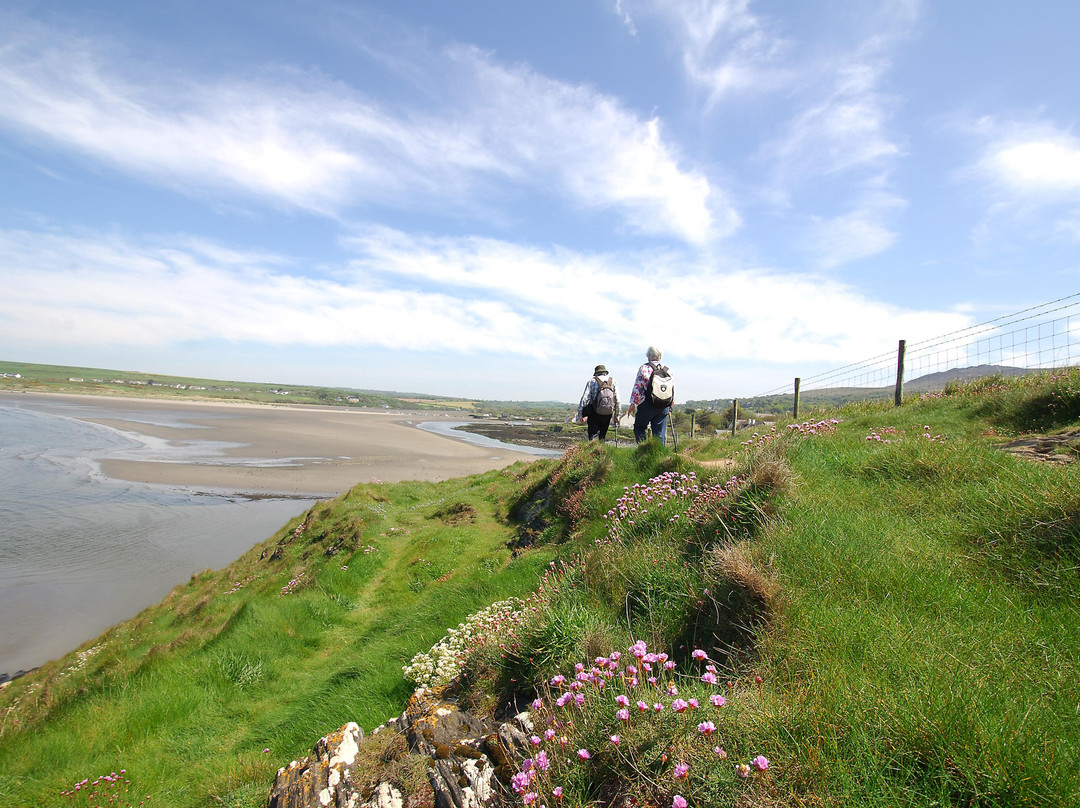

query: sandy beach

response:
[2,391,544,496]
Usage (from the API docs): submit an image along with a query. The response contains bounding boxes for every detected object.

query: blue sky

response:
[1,1,1078,402]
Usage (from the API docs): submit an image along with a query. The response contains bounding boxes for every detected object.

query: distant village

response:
[56,375,386,407]
[63,376,240,393]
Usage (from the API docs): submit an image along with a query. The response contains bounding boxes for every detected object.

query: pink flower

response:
[615,694,630,707]
[737,763,751,778]
[671,698,689,713]
[552,786,564,799]
[697,720,716,736]
[555,693,571,707]
[551,675,565,686]
[616,708,630,721]
[692,649,707,661]
[544,728,556,741]
[532,698,543,711]
[536,751,551,771]
[673,762,689,779]
[714,746,727,759]
[710,694,726,708]
[752,755,770,771]
[653,702,665,712]
[610,734,621,746]
[523,793,538,805]
[530,735,542,746]
[673,796,687,808]
[636,700,649,712]
[687,698,699,710]
[701,672,718,685]
[630,640,648,658]
[577,749,591,761]
[512,771,531,794]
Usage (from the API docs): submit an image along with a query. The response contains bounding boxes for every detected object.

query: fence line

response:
[754,291,1080,407]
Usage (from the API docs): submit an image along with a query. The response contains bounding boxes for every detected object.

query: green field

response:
[0,359,573,419]
[1,367,1078,806]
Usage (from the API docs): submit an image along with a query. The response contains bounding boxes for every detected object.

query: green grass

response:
[2,368,1079,807]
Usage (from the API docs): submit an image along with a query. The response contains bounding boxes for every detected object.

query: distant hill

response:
[687,364,1044,415]
[903,364,1030,392]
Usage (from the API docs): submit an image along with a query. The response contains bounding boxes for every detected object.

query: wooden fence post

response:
[690,412,695,439]
[731,399,738,436]
[793,377,801,420]
[894,340,906,407]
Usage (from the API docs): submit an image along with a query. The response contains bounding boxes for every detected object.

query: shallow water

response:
[416,420,562,457]
[0,398,314,675]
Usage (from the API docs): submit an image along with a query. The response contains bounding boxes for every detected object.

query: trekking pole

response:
[669,417,678,451]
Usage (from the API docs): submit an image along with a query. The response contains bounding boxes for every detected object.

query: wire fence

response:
[753,291,1080,413]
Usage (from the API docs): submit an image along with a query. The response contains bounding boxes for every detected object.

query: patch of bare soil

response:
[1002,429,1080,464]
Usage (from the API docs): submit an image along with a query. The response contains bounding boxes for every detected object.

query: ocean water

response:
[0,398,314,676]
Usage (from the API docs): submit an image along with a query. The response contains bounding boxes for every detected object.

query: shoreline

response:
[0,390,544,496]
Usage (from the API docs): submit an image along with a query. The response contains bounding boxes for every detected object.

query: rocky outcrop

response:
[1002,430,1079,464]
[269,722,372,808]
[268,690,534,808]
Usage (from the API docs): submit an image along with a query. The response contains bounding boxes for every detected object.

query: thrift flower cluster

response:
[741,418,842,448]
[865,425,946,444]
[278,572,307,597]
[602,471,745,544]
[225,575,255,595]
[508,640,771,807]
[60,770,146,806]
[865,426,901,443]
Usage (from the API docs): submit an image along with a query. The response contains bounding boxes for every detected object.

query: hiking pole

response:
[669,417,678,452]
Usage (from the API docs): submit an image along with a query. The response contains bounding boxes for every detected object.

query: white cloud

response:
[0,225,971,395]
[962,119,1080,244]
[984,134,1080,195]
[807,189,906,268]
[0,17,727,243]
[630,0,789,105]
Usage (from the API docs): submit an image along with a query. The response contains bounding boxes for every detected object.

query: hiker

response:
[627,346,675,445]
[576,364,620,441]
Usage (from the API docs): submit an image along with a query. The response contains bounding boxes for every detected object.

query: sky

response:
[1,0,1079,402]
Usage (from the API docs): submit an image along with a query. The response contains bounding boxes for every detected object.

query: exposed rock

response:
[268,722,365,808]
[268,690,527,808]
[1002,430,1079,464]
[509,482,552,549]
[400,690,499,808]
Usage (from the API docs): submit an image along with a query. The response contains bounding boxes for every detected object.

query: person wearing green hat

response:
[575,363,620,441]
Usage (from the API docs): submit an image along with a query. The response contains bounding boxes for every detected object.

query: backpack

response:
[593,376,616,415]
[646,364,674,407]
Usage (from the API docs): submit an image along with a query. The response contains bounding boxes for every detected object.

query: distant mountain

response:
[687,364,1045,416]
[903,364,1030,392]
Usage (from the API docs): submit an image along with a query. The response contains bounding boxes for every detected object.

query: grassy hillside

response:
[1,369,1078,807]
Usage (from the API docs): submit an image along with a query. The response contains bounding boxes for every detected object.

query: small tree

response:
[720,401,742,428]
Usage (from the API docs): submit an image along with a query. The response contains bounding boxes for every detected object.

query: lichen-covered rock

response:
[268,690,530,808]
[400,690,498,808]
[268,722,365,808]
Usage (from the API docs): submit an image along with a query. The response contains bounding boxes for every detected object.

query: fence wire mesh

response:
[756,291,1080,402]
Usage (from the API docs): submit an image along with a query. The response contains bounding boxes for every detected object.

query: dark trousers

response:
[633,401,669,445]
[584,408,613,440]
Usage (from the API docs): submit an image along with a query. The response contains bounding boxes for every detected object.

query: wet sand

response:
[5,392,542,496]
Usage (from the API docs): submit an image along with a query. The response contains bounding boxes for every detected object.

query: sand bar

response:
[1,391,543,496]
